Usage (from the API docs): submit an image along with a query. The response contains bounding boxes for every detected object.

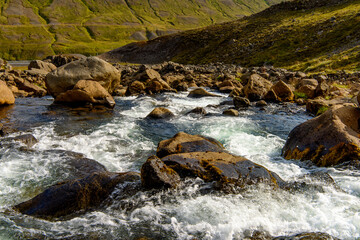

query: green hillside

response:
[101,0,360,73]
[0,0,283,60]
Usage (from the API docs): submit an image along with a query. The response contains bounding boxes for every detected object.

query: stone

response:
[273,232,339,240]
[45,54,86,67]
[28,60,56,73]
[176,82,188,92]
[271,80,294,101]
[256,100,268,107]
[46,56,121,98]
[17,80,47,97]
[188,88,221,98]
[0,80,15,105]
[126,80,146,96]
[156,132,225,158]
[264,89,279,102]
[243,74,273,101]
[146,107,175,120]
[229,87,243,97]
[315,81,329,97]
[233,96,251,108]
[298,85,316,99]
[186,107,207,115]
[55,80,115,108]
[219,86,235,93]
[162,152,284,189]
[13,171,140,219]
[223,109,239,116]
[141,156,181,189]
[282,105,360,167]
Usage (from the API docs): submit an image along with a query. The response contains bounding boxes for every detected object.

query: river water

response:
[0,91,359,239]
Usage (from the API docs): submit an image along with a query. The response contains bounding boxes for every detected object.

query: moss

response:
[294,91,308,99]
[316,106,329,116]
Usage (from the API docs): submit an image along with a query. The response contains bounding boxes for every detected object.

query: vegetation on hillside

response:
[102,0,360,72]
[0,0,282,60]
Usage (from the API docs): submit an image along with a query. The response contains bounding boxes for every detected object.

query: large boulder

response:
[243,74,272,101]
[46,56,121,98]
[14,171,140,219]
[28,60,56,73]
[162,152,284,189]
[0,80,15,105]
[141,156,181,189]
[55,80,115,108]
[282,105,360,167]
[156,132,225,158]
[271,80,294,102]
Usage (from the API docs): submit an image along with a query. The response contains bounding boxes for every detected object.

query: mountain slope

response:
[101,0,360,72]
[0,0,283,60]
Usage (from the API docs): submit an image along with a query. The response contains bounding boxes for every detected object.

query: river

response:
[0,90,359,239]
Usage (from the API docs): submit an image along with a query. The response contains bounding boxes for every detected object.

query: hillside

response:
[101,0,360,72]
[0,0,283,60]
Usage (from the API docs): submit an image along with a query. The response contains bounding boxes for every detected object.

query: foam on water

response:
[1,92,360,239]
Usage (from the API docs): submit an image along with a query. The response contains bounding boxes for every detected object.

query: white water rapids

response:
[0,91,359,239]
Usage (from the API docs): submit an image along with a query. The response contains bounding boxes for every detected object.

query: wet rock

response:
[175,82,188,92]
[55,80,115,108]
[186,107,207,116]
[273,232,339,240]
[233,96,251,108]
[243,74,272,101]
[141,156,181,189]
[146,107,174,120]
[223,109,239,116]
[156,132,225,158]
[282,105,360,167]
[0,80,15,105]
[162,152,284,189]
[264,89,279,102]
[1,134,38,148]
[188,88,221,98]
[219,86,235,93]
[256,100,268,107]
[14,171,140,219]
[28,60,56,73]
[46,56,121,98]
[229,87,243,98]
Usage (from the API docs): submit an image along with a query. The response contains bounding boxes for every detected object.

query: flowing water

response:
[0,91,359,239]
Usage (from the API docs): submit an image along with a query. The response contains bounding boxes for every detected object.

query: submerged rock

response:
[1,134,38,148]
[188,88,221,98]
[186,107,207,116]
[156,132,225,158]
[273,232,339,240]
[146,107,175,120]
[141,156,180,189]
[14,171,140,219]
[46,56,120,98]
[223,109,239,116]
[282,105,360,167]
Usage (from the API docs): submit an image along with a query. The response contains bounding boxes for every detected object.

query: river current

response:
[0,90,359,239]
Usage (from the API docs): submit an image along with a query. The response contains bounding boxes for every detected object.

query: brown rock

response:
[157,132,225,158]
[0,80,15,105]
[46,56,121,98]
[17,80,47,97]
[233,96,251,108]
[282,105,360,167]
[271,80,294,101]
[141,156,181,189]
[243,74,273,101]
[223,109,239,116]
[188,88,221,98]
[186,107,207,115]
[28,60,56,73]
[298,85,317,99]
[264,89,279,102]
[13,171,140,219]
[229,87,243,98]
[146,107,174,120]
[127,80,146,96]
[55,80,115,108]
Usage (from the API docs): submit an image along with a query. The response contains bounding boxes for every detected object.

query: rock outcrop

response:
[282,105,360,167]
[46,56,120,98]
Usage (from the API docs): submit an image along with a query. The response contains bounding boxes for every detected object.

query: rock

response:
[306,98,346,116]
[256,100,268,107]
[141,156,181,189]
[271,80,294,101]
[136,68,162,81]
[146,107,174,120]
[229,87,243,97]
[0,80,15,105]
[126,80,146,96]
[315,81,329,97]
[147,80,163,93]
[223,109,239,116]
[219,86,235,93]
[273,232,339,240]
[243,74,273,101]
[298,85,316,99]
[282,105,360,167]
[233,96,251,108]
[55,80,115,108]
[188,88,221,98]
[0,134,38,148]
[186,107,207,115]
[28,60,56,73]
[46,56,121,98]
[295,71,307,78]
[264,89,279,102]
[162,152,284,189]
[45,54,86,67]
[17,80,47,97]
[13,171,140,219]
[156,132,225,158]
[299,79,318,88]
[175,82,188,92]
